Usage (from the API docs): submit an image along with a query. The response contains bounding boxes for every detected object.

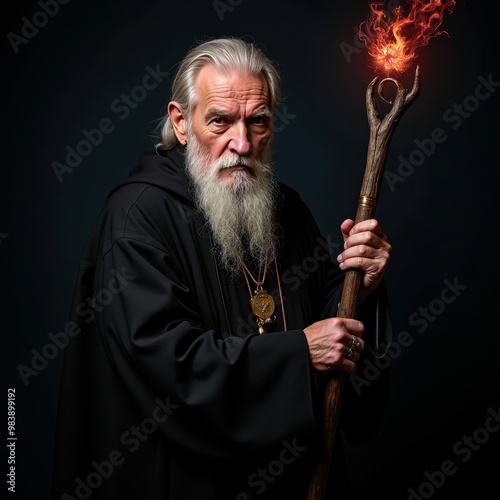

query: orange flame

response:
[358,0,456,74]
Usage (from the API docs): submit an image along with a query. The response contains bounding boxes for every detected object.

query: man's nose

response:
[228,122,251,156]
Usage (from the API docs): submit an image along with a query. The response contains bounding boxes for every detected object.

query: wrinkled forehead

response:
[193,64,270,110]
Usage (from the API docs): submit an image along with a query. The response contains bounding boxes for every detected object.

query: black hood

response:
[107,144,191,202]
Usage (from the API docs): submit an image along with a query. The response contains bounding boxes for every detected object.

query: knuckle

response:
[365,219,377,230]
[331,350,344,365]
[366,231,376,244]
[332,317,346,329]
[332,330,344,343]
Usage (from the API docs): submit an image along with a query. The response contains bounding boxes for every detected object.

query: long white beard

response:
[185,133,278,276]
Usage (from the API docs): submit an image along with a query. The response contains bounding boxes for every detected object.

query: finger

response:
[343,347,359,361]
[338,318,365,337]
[344,336,363,358]
[343,230,387,248]
[357,337,365,352]
[349,334,364,352]
[341,237,391,272]
[324,356,359,374]
[343,231,390,254]
[323,337,363,374]
[341,337,363,373]
[339,356,360,374]
[338,246,390,266]
[348,219,387,240]
[339,255,390,276]
[337,251,387,272]
[340,219,355,242]
[340,243,379,261]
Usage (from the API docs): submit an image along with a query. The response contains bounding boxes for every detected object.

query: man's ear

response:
[168,101,188,145]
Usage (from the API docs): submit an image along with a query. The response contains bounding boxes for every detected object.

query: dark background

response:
[2,0,499,498]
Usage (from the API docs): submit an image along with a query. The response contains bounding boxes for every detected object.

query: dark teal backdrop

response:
[2,0,499,498]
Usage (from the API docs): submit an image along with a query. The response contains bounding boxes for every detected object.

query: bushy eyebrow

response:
[204,108,272,122]
[204,108,232,121]
[253,109,273,119]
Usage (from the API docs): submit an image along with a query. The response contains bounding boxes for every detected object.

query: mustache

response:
[215,154,258,170]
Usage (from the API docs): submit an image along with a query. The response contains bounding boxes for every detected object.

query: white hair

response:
[155,38,281,150]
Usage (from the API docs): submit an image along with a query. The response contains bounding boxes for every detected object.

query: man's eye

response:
[249,116,270,131]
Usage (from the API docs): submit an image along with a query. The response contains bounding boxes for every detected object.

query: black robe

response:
[52,145,391,500]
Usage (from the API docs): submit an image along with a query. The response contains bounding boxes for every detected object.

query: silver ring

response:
[346,348,354,359]
[351,335,360,349]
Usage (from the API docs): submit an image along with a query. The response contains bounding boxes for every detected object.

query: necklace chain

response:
[240,256,287,333]
[240,257,267,288]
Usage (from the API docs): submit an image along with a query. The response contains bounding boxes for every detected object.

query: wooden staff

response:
[306,66,420,500]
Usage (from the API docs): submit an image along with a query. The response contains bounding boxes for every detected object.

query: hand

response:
[336,218,391,302]
[303,317,365,374]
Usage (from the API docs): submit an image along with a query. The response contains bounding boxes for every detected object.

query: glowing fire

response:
[358,0,456,74]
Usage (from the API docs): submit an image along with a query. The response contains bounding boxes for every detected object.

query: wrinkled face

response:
[187,64,273,188]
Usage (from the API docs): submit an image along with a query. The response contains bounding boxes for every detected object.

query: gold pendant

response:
[250,285,276,334]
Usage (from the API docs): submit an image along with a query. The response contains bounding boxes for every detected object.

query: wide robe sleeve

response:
[95,233,317,460]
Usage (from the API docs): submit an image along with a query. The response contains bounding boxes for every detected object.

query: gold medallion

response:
[250,285,276,334]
